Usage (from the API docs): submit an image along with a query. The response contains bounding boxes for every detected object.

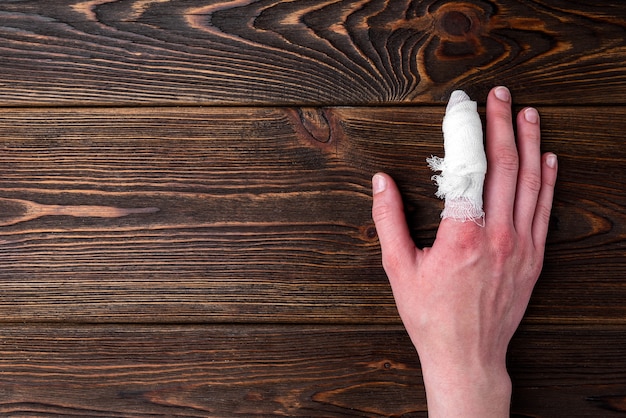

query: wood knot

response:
[298,108,331,143]
[361,224,378,241]
[440,11,472,36]
[287,107,343,152]
[432,3,488,42]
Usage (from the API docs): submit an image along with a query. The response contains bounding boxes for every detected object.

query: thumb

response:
[371,173,420,277]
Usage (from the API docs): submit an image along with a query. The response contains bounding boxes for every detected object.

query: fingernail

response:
[546,153,557,168]
[372,174,387,195]
[494,86,510,102]
[524,107,539,124]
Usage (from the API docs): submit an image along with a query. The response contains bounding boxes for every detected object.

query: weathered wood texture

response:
[0,106,624,326]
[0,0,626,105]
[0,324,622,417]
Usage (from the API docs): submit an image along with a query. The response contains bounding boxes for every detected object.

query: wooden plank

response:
[0,325,425,417]
[1,0,626,105]
[0,106,624,324]
[0,324,622,417]
[509,323,626,417]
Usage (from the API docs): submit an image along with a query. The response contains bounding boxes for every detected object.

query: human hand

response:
[371,86,558,417]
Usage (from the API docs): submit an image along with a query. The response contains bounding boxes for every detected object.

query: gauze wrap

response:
[427,90,487,226]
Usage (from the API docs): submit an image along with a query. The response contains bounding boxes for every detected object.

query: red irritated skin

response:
[371,86,558,418]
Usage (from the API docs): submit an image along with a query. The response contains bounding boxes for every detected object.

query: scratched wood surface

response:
[0,0,625,416]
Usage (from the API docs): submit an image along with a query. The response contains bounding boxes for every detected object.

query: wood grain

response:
[0,106,623,324]
[509,324,626,417]
[0,325,425,417]
[0,323,622,417]
[0,1,623,416]
[0,0,626,105]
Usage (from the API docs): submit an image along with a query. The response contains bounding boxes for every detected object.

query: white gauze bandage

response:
[427,90,487,226]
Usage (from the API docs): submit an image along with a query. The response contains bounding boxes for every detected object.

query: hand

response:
[371,86,558,417]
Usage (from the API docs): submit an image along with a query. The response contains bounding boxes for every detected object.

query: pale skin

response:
[371,86,558,417]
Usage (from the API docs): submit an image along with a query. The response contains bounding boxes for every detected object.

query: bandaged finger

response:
[427,90,487,226]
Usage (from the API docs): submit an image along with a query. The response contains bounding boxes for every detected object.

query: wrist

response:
[421,361,512,418]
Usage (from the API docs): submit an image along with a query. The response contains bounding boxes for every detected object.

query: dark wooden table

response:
[0,1,624,416]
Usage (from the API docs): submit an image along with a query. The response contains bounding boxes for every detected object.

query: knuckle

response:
[490,229,516,261]
[381,251,403,277]
[372,201,393,224]
[520,171,543,194]
[493,106,513,123]
[453,224,484,250]
[493,150,519,174]
[534,204,553,234]
[380,239,414,278]
[526,128,541,144]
